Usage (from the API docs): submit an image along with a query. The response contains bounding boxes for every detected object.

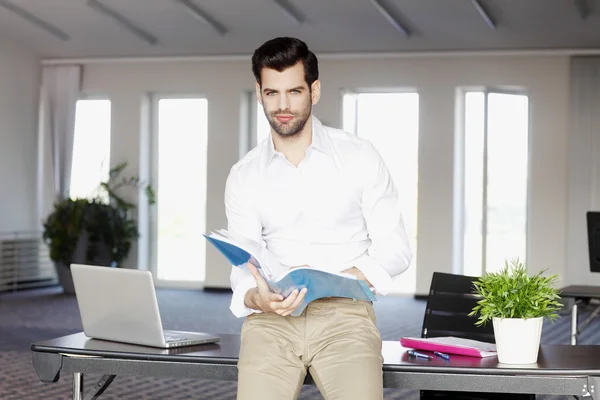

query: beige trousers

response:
[237,297,383,400]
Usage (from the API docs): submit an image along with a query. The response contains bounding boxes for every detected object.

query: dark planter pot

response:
[55,261,75,294]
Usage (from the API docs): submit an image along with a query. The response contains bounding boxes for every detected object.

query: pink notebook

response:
[400,336,498,358]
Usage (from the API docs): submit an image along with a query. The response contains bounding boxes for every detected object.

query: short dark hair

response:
[252,37,319,88]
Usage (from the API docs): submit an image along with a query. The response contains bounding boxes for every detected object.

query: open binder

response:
[203,229,376,316]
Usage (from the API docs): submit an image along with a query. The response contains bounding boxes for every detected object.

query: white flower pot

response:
[492,317,543,364]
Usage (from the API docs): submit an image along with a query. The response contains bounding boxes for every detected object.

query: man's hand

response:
[244,263,307,316]
[342,267,373,288]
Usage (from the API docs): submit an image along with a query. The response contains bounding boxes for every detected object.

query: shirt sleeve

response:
[352,141,413,295]
[225,165,264,318]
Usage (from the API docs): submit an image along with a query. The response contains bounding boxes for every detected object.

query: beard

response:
[264,100,312,138]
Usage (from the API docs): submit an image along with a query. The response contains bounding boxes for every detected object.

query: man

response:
[225,37,412,400]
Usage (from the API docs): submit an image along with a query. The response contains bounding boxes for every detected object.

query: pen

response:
[434,351,450,360]
[407,350,433,360]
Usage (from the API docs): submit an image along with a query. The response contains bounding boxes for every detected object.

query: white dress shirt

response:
[225,116,413,318]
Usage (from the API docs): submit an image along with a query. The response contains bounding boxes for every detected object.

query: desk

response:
[32,332,600,400]
[560,285,600,345]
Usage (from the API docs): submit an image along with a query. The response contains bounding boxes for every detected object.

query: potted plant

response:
[42,162,155,293]
[468,258,562,364]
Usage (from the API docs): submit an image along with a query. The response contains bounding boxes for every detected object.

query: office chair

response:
[419,272,535,400]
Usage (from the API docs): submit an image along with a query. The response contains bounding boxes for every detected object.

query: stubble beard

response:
[265,100,312,139]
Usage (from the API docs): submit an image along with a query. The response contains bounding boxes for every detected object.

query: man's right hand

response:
[244,263,307,316]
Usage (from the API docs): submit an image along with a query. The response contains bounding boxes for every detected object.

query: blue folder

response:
[271,268,376,316]
[203,233,376,316]
[204,235,251,267]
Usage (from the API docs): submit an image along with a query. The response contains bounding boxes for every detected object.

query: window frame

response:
[457,86,532,276]
[70,96,112,201]
[149,92,209,288]
[340,88,420,294]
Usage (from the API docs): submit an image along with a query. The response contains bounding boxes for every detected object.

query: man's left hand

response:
[342,267,372,288]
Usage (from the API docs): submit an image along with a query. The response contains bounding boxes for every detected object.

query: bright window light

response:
[256,101,270,145]
[154,97,208,282]
[343,92,419,294]
[463,91,529,275]
[70,99,111,201]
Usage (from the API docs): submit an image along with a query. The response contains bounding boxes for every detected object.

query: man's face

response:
[256,62,320,137]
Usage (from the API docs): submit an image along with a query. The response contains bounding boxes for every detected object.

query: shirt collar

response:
[265,115,330,164]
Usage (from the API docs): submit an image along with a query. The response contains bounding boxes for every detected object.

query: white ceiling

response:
[0,0,598,59]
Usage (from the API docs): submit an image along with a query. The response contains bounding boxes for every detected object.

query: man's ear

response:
[255,82,262,105]
[311,80,321,105]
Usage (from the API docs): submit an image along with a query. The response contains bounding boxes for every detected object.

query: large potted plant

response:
[42,162,155,293]
[469,259,562,364]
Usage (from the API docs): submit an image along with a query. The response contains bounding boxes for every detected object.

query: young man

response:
[225,37,412,400]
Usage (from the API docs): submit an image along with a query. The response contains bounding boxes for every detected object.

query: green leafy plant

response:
[468,258,563,326]
[99,162,155,211]
[42,162,155,267]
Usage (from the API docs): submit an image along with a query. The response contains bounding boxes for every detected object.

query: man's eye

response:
[291,90,300,94]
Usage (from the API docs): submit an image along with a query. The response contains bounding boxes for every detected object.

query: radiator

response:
[0,231,58,292]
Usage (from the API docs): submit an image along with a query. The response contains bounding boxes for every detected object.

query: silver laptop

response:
[71,264,220,348]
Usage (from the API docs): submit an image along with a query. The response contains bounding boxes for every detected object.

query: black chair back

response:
[421,272,494,343]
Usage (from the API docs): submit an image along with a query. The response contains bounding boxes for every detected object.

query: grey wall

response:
[0,38,39,233]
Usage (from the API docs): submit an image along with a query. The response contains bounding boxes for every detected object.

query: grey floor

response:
[0,286,595,399]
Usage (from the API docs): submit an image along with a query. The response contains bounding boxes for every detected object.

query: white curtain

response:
[566,56,600,285]
[36,65,82,226]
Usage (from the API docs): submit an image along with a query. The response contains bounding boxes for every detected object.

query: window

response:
[152,97,208,283]
[343,92,419,294]
[256,101,270,145]
[70,99,111,201]
[462,90,529,275]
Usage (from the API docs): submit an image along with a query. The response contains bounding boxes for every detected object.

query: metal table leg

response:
[577,303,600,340]
[83,375,116,400]
[571,300,600,345]
[571,303,578,345]
[71,372,115,400]
[73,372,83,400]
